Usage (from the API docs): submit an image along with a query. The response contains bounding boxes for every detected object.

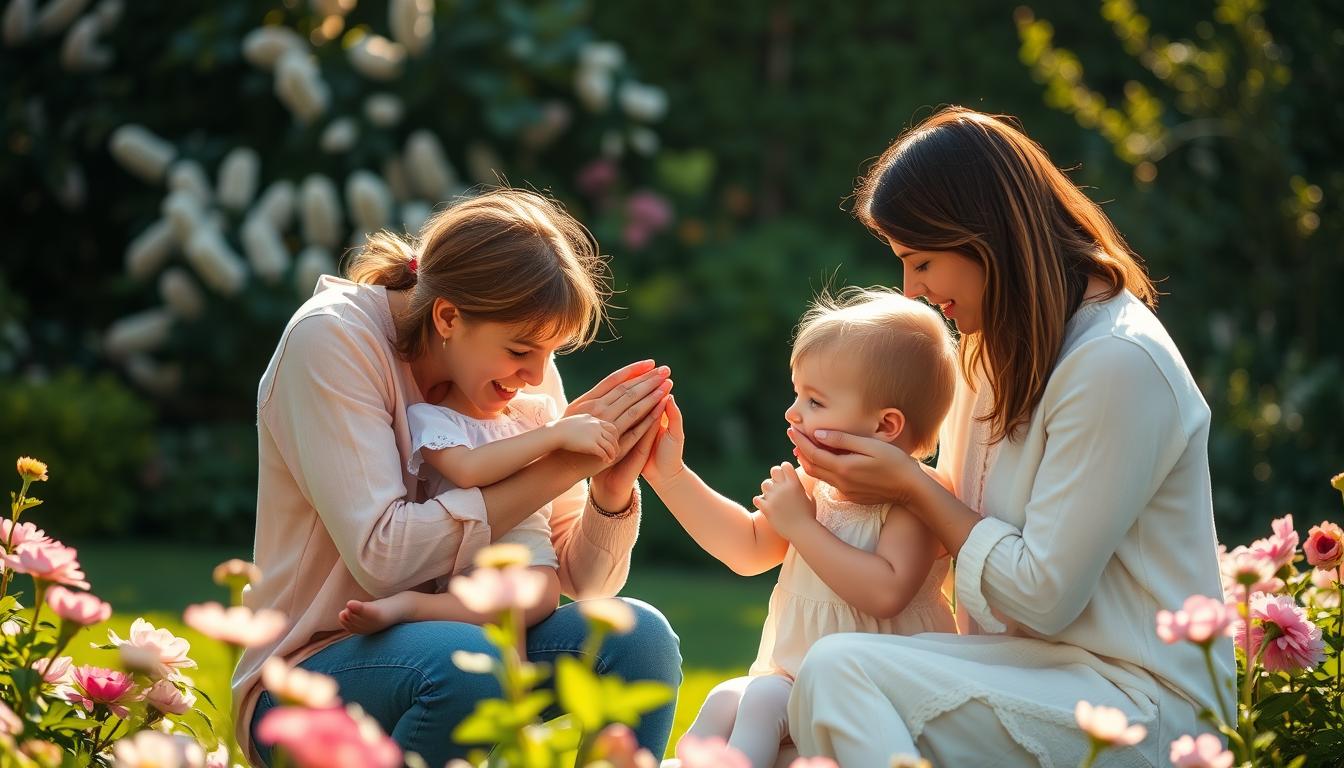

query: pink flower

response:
[1304,521,1344,570]
[46,586,111,626]
[111,731,205,768]
[257,706,401,768]
[1168,733,1234,768]
[789,759,840,768]
[2,541,89,589]
[108,618,195,679]
[626,190,673,231]
[576,158,619,198]
[32,655,73,684]
[0,700,20,735]
[1250,514,1298,569]
[1312,567,1340,589]
[448,566,548,615]
[262,658,340,708]
[204,743,229,768]
[1218,545,1282,601]
[67,665,138,718]
[675,736,751,768]
[182,602,286,647]
[1074,701,1146,747]
[1155,595,1234,646]
[144,679,196,716]
[1236,593,1325,672]
[2,619,21,635]
[0,519,50,551]
[593,724,658,768]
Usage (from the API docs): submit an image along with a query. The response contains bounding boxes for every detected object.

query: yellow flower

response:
[473,542,532,570]
[1332,471,1344,494]
[16,457,48,483]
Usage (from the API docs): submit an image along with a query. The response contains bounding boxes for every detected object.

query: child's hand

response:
[754,462,816,540]
[641,394,687,488]
[550,415,620,463]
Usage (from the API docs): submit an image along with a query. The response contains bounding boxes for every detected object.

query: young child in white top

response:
[642,288,960,768]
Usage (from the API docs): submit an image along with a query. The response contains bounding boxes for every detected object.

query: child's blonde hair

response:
[344,188,610,361]
[790,287,958,458]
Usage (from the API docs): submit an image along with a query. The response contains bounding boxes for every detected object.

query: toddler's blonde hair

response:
[790,287,958,458]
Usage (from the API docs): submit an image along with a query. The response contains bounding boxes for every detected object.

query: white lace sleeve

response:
[405,403,473,476]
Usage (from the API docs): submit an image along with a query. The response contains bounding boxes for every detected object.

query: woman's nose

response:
[901,264,924,299]
[518,366,543,387]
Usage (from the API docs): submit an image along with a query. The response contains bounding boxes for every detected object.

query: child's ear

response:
[432,297,460,339]
[875,408,906,442]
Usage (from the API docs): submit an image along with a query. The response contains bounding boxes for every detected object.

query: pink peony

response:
[45,586,111,626]
[593,724,658,768]
[576,158,619,199]
[262,658,340,709]
[111,731,205,768]
[108,618,195,679]
[0,700,20,735]
[182,602,286,648]
[1304,521,1344,570]
[675,736,751,768]
[257,706,401,768]
[1250,514,1299,570]
[789,759,840,768]
[0,519,50,551]
[1236,593,1326,672]
[1156,595,1234,646]
[448,566,548,615]
[1074,701,1146,747]
[67,665,138,718]
[144,678,196,716]
[626,190,674,231]
[1218,545,1282,601]
[2,541,89,589]
[32,655,73,685]
[1169,734,1234,768]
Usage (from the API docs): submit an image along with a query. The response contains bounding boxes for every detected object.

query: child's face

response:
[785,351,886,442]
[444,318,566,417]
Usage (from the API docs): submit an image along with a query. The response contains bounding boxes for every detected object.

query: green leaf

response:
[1252,690,1305,721]
[483,623,514,651]
[555,655,602,731]
[599,678,674,725]
[510,690,553,726]
[190,684,217,710]
[452,699,513,744]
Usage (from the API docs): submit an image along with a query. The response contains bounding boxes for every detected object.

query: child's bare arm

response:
[423,415,618,489]
[787,505,938,619]
[652,468,791,576]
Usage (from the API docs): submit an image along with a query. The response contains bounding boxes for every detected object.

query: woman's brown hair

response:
[855,106,1157,444]
[345,188,610,361]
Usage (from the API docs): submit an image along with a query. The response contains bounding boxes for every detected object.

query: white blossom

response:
[161,190,205,243]
[125,219,176,280]
[3,0,34,45]
[185,228,248,296]
[274,50,329,123]
[251,180,296,230]
[320,117,358,154]
[389,0,433,57]
[109,124,176,182]
[465,142,502,186]
[579,41,624,72]
[347,33,406,81]
[363,93,403,128]
[300,174,343,248]
[404,130,457,199]
[216,146,260,211]
[573,66,611,113]
[629,126,659,156]
[242,25,305,70]
[400,200,431,234]
[241,215,290,285]
[618,82,667,122]
[104,308,173,358]
[295,246,336,298]
[381,156,411,201]
[167,160,212,205]
[158,268,205,320]
[33,0,88,36]
[60,14,112,71]
[345,170,392,232]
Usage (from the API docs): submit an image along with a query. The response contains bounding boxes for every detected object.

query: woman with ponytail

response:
[233,189,681,765]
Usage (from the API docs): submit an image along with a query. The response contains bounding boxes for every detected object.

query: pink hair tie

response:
[408,258,418,274]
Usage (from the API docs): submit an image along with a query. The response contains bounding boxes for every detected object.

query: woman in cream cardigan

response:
[786,108,1233,766]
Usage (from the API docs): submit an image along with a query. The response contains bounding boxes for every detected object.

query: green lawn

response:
[60,542,775,756]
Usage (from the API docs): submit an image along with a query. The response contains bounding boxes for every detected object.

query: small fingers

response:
[752,495,767,511]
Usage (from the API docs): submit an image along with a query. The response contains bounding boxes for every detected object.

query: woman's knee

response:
[597,598,682,683]
[794,633,869,692]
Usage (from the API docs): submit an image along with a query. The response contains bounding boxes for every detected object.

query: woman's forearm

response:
[908,474,981,558]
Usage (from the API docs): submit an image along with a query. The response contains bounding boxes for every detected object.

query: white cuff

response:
[955,516,1019,634]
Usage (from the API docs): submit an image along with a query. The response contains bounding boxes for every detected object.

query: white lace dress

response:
[405,393,559,571]
[750,481,956,678]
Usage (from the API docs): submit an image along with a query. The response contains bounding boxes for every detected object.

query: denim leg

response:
[249,599,681,765]
[527,598,683,757]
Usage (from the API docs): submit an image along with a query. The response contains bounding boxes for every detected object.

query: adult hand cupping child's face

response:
[753,462,816,540]
[788,427,928,507]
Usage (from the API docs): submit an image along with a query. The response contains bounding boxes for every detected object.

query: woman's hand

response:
[566,361,674,511]
[787,427,931,507]
[641,394,687,489]
[753,462,816,541]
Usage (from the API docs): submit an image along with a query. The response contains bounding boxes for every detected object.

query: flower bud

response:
[345,170,393,233]
[109,124,176,183]
[185,228,248,295]
[104,308,173,358]
[389,0,433,57]
[251,180,296,231]
[242,25,305,70]
[158,268,205,319]
[34,0,88,35]
[217,147,260,211]
[403,130,457,199]
[300,174,343,248]
[125,219,176,280]
[363,93,404,128]
[167,159,212,205]
[347,34,405,81]
[295,246,336,298]
[320,117,358,154]
[241,215,290,285]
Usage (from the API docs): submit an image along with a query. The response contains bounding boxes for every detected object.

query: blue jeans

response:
[250,598,681,766]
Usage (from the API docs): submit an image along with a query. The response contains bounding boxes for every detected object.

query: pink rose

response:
[1074,701,1146,747]
[675,736,751,768]
[144,678,196,716]
[0,520,50,551]
[108,618,195,679]
[1250,514,1298,570]
[1236,593,1325,672]
[257,706,401,768]
[447,567,548,615]
[67,665,138,718]
[32,655,73,685]
[183,603,286,648]
[1169,733,1233,768]
[45,586,111,626]
[1155,595,1234,646]
[1304,521,1344,570]
[2,541,89,589]
[1218,545,1282,601]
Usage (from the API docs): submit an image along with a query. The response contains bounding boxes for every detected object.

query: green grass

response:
[56,541,775,756]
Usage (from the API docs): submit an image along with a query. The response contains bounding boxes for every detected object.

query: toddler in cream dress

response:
[642,289,960,768]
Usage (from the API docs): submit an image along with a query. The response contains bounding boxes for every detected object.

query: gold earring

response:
[442,337,447,350]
